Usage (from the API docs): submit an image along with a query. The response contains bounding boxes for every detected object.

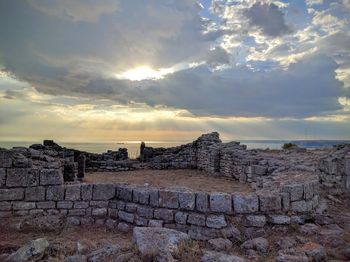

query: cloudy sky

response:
[0,0,349,142]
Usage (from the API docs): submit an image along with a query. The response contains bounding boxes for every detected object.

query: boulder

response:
[133,227,190,257]
[6,238,49,262]
[201,250,246,262]
[241,237,269,254]
[17,214,65,233]
[86,245,120,262]
[300,242,326,261]
[208,238,232,251]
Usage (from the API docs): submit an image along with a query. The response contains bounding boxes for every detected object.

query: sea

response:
[1,140,349,158]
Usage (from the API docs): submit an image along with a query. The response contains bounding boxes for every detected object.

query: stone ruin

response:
[0,132,349,241]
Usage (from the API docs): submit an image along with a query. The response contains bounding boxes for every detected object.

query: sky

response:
[0,0,349,142]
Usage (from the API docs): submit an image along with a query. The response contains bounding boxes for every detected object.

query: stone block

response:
[117,185,133,201]
[0,188,24,201]
[125,202,138,213]
[251,165,267,175]
[178,191,195,210]
[25,186,45,201]
[135,215,148,226]
[206,215,227,229]
[74,201,89,209]
[92,208,107,217]
[268,215,291,225]
[137,206,154,218]
[282,184,304,201]
[303,182,314,200]
[148,219,164,227]
[0,151,12,168]
[210,193,232,213]
[0,211,12,217]
[196,192,209,212]
[93,184,115,200]
[0,202,11,211]
[281,192,290,211]
[154,209,174,223]
[149,188,159,207]
[6,168,39,187]
[159,190,179,209]
[133,188,150,205]
[40,169,63,185]
[68,209,86,216]
[243,215,266,227]
[57,201,73,209]
[89,201,108,207]
[13,201,36,210]
[118,211,134,223]
[46,186,64,201]
[291,200,308,212]
[259,194,281,212]
[116,200,126,210]
[0,168,6,186]
[108,208,118,219]
[175,211,188,224]
[233,194,259,213]
[36,201,55,209]
[81,184,93,200]
[65,185,81,200]
[187,213,206,226]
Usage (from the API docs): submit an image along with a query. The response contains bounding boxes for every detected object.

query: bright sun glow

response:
[116,66,173,81]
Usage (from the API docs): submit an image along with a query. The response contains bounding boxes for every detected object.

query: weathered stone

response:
[0,168,6,186]
[187,213,206,226]
[291,200,310,212]
[74,201,89,209]
[133,227,190,257]
[118,211,134,223]
[175,211,188,224]
[243,215,266,227]
[13,201,36,210]
[276,236,297,250]
[159,190,179,209]
[133,188,150,205]
[281,192,290,211]
[46,186,64,200]
[0,188,24,201]
[36,201,55,209]
[149,188,159,207]
[81,184,93,200]
[178,191,195,210]
[299,223,319,235]
[65,184,81,201]
[6,238,49,261]
[196,192,209,212]
[68,209,86,216]
[89,201,108,207]
[135,215,148,226]
[117,222,130,232]
[6,168,39,187]
[57,201,73,209]
[18,214,65,232]
[241,237,269,253]
[92,208,107,217]
[67,217,81,225]
[233,194,259,213]
[86,244,120,262]
[201,250,246,262]
[208,238,233,251]
[148,219,164,227]
[259,194,281,212]
[300,242,327,262]
[117,185,133,201]
[269,215,291,225]
[154,209,174,223]
[40,169,63,185]
[25,186,45,201]
[137,206,153,218]
[210,193,232,213]
[93,184,115,200]
[125,202,138,212]
[206,215,227,229]
[282,184,304,201]
[0,201,11,211]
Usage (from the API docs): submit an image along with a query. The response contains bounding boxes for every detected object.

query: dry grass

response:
[85,169,252,193]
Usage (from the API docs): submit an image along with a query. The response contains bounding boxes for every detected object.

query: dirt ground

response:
[84,169,252,193]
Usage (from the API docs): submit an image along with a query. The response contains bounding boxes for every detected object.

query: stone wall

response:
[0,154,321,239]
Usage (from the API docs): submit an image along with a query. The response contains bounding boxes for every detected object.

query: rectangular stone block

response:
[291,200,308,212]
[135,215,148,226]
[116,201,126,210]
[36,201,55,209]
[0,201,11,211]
[65,184,81,200]
[25,186,45,201]
[210,193,232,213]
[268,215,291,225]
[118,210,134,223]
[137,206,154,218]
[40,169,63,185]
[303,182,314,200]
[178,191,195,210]
[89,201,108,207]
[233,194,259,214]
[281,192,290,211]
[93,184,115,200]
[92,208,107,217]
[0,168,6,186]
[13,201,36,210]
[149,188,159,207]
[74,201,89,209]
[46,185,64,201]
[159,190,179,209]
[243,215,266,227]
[125,202,138,212]
[148,219,164,227]
[206,215,227,229]
[0,211,12,217]
[6,168,39,187]
[81,184,93,200]
[133,188,150,205]
[116,185,133,201]
[57,201,73,209]
[196,192,209,212]
[259,194,281,212]
[175,211,188,224]
[69,209,86,216]
[0,188,24,201]
[154,208,174,223]
[0,151,12,168]
[187,213,206,226]
[282,184,304,201]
